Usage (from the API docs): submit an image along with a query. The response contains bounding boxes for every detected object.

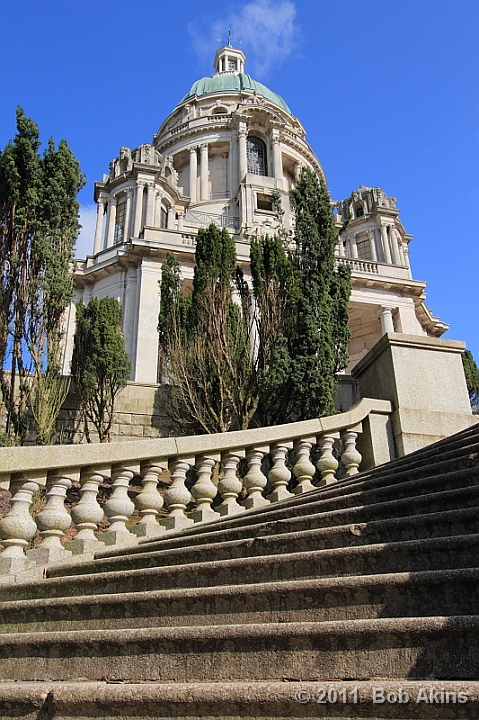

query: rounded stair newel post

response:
[132,461,167,537]
[0,475,45,575]
[216,450,246,516]
[267,442,293,503]
[316,434,339,485]
[242,446,270,510]
[99,465,139,546]
[191,455,220,524]
[69,467,109,555]
[292,438,317,494]
[341,428,362,477]
[161,458,195,531]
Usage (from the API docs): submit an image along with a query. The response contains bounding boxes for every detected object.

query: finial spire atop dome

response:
[214,44,246,75]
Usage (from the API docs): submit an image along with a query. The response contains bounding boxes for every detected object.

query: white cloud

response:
[75,204,97,259]
[189,0,300,79]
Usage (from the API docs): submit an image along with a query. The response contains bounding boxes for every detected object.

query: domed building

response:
[67,45,472,452]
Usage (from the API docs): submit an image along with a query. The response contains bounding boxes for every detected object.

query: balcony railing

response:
[186,210,240,231]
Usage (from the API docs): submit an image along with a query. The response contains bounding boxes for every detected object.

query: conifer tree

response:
[159,224,256,434]
[249,168,351,423]
[71,297,131,443]
[287,168,351,419]
[0,108,85,443]
[462,349,479,413]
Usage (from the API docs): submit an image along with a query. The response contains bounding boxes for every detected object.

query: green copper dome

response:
[181,73,292,115]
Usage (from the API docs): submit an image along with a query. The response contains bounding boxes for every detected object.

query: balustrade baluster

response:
[27,469,79,565]
[99,465,140,546]
[316,434,339,485]
[191,454,220,523]
[161,457,195,531]
[0,473,46,575]
[216,450,246,516]
[292,437,317,494]
[341,427,362,477]
[69,466,110,555]
[266,442,293,503]
[132,461,167,537]
[242,446,270,509]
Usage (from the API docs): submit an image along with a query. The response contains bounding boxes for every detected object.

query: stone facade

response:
[64,44,472,448]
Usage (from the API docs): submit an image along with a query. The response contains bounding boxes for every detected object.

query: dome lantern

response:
[213,45,246,75]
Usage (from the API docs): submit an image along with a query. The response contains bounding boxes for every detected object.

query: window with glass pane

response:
[247,137,267,176]
[160,206,168,229]
[356,237,373,261]
[114,202,126,244]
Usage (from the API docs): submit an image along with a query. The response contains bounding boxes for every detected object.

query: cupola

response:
[213,45,246,75]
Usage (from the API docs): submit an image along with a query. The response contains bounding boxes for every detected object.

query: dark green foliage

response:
[159,170,351,433]
[71,298,131,442]
[250,168,351,424]
[159,225,255,434]
[462,350,479,413]
[248,234,297,425]
[0,107,85,443]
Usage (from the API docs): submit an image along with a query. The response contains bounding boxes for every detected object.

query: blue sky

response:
[1,0,478,357]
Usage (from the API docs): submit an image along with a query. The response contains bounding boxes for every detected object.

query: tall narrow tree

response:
[71,297,131,443]
[0,107,84,443]
[288,168,351,419]
[159,224,256,434]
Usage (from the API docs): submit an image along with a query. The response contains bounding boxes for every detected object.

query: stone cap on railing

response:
[0,398,392,489]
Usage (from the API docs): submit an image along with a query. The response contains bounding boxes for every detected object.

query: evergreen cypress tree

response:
[159,224,256,434]
[462,349,479,413]
[0,107,84,443]
[288,168,351,419]
[248,169,350,424]
[71,297,131,443]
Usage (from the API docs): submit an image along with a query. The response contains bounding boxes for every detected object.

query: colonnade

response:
[93,182,175,254]
[341,223,408,268]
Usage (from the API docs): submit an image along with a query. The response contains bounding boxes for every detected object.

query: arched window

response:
[247,136,267,176]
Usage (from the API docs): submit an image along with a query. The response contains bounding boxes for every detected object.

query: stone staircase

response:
[1,422,479,718]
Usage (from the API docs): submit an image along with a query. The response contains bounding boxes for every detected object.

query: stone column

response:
[238,124,248,184]
[380,306,395,334]
[145,182,155,227]
[200,143,209,201]
[105,196,117,248]
[272,130,282,180]
[367,229,378,262]
[123,188,134,243]
[389,225,401,265]
[93,197,106,254]
[133,181,145,237]
[229,137,237,195]
[380,223,392,264]
[189,146,198,204]
[350,234,359,258]
[177,211,184,230]
[167,206,175,229]
[154,190,163,227]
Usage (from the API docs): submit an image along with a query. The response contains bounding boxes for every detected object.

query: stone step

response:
[45,483,479,582]
[48,503,479,584]
[91,444,479,566]
[7,533,479,602]
[1,680,477,720]
[132,467,479,554]
[0,616,478,683]
[1,568,479,634]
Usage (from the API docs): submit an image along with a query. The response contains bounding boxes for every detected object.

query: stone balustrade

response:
[0,398,393,581]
